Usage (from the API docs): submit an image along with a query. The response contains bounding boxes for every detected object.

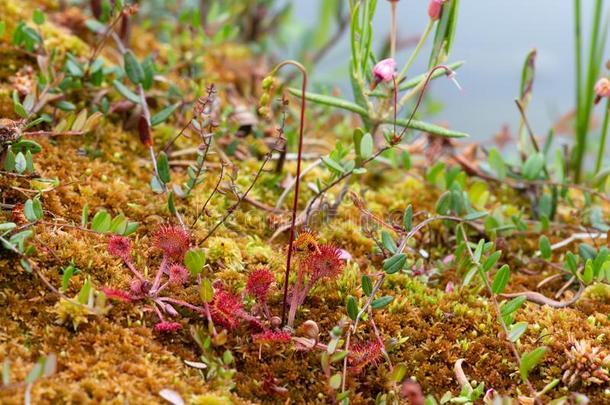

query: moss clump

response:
[206,237,244,270]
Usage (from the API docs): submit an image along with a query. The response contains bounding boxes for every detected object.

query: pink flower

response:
[169,264,189,285]
[595,77,610,103]
[445,281,455,293]
[154,321,182,333]
[246,268,274,303]
[373,58,396,84]
[338,249,352,261]
[428,0,447,21]
[107,236,131,260]
[101,287,132,302]
[483,388,496,403]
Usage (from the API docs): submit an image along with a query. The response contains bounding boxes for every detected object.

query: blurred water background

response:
[279,0,609,145]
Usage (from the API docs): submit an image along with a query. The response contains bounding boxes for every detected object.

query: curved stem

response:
[271,61,308,326]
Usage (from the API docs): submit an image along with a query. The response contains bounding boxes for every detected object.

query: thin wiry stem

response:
[269,61,308,327]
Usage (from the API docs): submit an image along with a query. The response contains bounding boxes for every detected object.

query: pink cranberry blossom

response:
[373,58,396,84]
[595,77,610,103]
[428,0,447,21]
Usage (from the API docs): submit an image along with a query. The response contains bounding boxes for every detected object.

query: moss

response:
[2,1,610,403]
[206,237,244,271]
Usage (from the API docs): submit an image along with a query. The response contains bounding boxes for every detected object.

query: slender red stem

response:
[272,61,308,326]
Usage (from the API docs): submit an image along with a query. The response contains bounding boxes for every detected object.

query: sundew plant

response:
[1,0,610,404]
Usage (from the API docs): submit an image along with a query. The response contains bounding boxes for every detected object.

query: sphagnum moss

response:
[2,1,610,404]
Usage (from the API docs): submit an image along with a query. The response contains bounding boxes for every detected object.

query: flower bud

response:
[258,106,270,117]
[428,0,446,21]
[270,316,281,328]
[262,76,274,90]
[259,92,270,107]
[301,320,319,340]
[594,77,610,104]
[372,58,396,86]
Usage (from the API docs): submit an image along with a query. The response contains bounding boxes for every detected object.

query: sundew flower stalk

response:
[259,60,308,326]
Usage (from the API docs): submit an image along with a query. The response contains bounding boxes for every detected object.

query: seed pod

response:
[138,115,153,147]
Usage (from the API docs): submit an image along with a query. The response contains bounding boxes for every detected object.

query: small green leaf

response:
[482,251,502,272]
[381,230,397,254]
[185,249,206,275]
[33,9,45,25]
[361,275,373,296]
[0,222,16,232]
[435,191,451,214]
[464,211,488,221]
[56,100,76,111]
[321,156,345,173]
[91,211,111,232]
[391,363,408,383]
[4,149,15,171]
[151,103,179,126]
[488,148,506,180]
[579,243,597,261]
[112,80,140,104]
[11,139,42,154]
[24,362,42,384]
[329,373,342,390]
[500,296,526,319]
[522,153,544,180]
[167,191,176,214]
[371,296,393,309]
[491,264,510,294]
[519,49,536,101]
[520,346,546,382]
[123,50,144,84]
[109,214,127,235]
[222,350,233,365]
[346,296,358,320]
[61,265,75,292]
[582,260,594,284]
[330,350,349,363]
[359,132,373,159]
[77,278,92,305]
[14,152,26,173]
[383,253,406,274]
[156,152,171,184]
[199,278,214,303]
[539,236,551,259]
[473,239,485,264]
[24,199,39,222]
[508,321,528,342]
[403,205,413,231]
